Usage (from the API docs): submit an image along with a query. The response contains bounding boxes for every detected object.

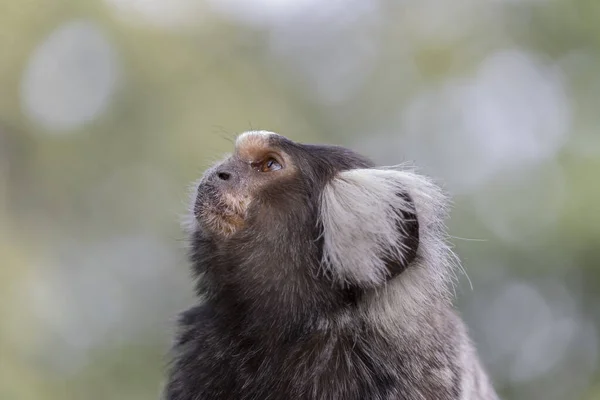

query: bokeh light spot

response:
[20,20,120,132]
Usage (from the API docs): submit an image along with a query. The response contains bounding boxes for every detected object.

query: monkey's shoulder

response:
[165,304,470,400]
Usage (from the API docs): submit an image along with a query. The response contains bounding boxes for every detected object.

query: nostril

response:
[217,172,231,181]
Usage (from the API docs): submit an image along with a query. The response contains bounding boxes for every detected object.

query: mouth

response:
[194,184,249,236]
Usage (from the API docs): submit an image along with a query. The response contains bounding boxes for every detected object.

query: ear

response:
[319,168,443,288]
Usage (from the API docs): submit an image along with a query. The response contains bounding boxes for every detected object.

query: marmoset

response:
[163,131,498,400]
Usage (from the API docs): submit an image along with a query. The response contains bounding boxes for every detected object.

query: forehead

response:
[234,131,293,160]
[233,130,374,170]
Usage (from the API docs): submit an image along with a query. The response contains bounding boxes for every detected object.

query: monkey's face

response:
[193,131,305,238]
[190,131,441,313]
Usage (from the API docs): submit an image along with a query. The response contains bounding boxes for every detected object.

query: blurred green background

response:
[1,0,600,399]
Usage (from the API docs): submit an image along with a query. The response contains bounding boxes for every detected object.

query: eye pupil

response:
[260,157,281,172]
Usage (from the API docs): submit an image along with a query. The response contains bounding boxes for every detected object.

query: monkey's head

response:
[188,131,452,326]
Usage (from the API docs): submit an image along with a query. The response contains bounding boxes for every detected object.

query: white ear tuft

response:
[319,168,449,288]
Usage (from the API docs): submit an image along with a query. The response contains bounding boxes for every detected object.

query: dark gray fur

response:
[163,132,498,400]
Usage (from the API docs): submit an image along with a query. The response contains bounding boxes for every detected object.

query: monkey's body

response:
[163,131,498,400]
[167,304,492,400]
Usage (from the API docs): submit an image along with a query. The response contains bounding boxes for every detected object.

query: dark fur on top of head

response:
[164,131,498,400]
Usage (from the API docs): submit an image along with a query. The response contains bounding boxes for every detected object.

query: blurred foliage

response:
[1,0,600,399]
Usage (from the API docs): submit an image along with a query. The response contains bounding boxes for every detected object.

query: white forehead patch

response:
[235,130,278,146]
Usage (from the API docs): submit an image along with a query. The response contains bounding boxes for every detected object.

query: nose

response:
[212,167,237,184]
[207,160,239,185]
[217,171,231,181]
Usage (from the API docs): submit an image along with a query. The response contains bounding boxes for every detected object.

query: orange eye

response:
[260,157,282,172]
